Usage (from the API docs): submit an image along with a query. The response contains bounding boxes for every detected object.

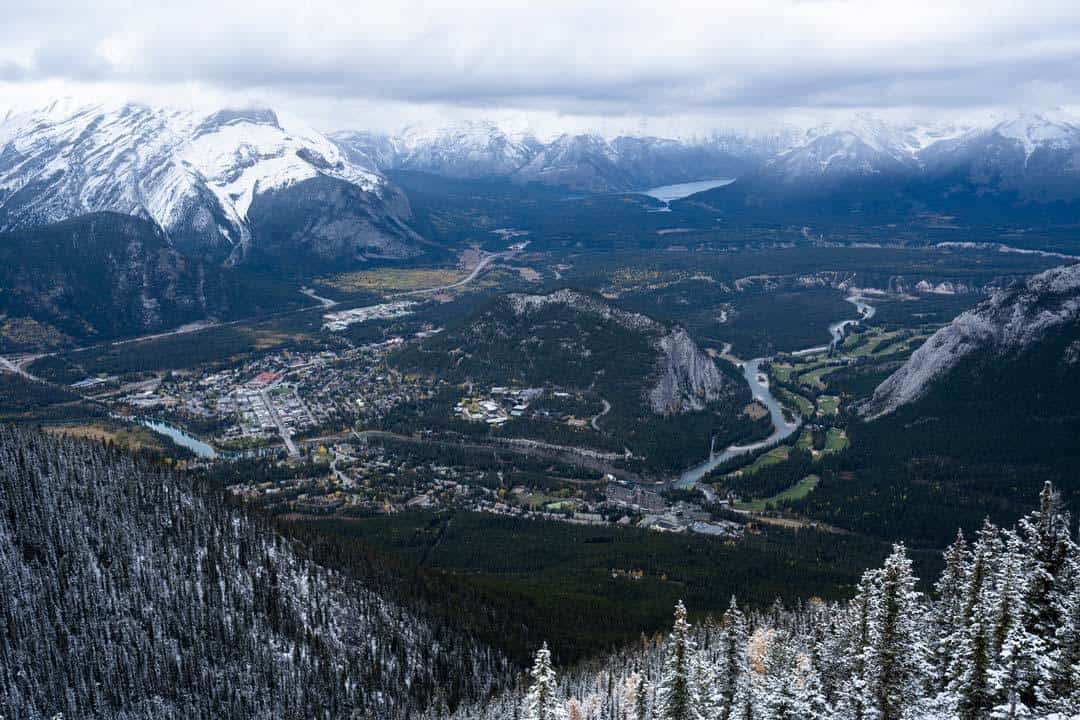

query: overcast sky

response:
[2,0,1080,135]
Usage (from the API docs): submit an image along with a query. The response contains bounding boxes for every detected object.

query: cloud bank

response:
[2,1,1080,132]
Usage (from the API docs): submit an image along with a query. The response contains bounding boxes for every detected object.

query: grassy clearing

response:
[326,268,465,293]
[816,395,840,416]
[42,422,173,454]
[732,446,791,478]
[800,364,841,390]
[769,362,795,383]
[779,388,814,417]
[735,474,820,511]
[824,428,849,453]
[796,430,814,450]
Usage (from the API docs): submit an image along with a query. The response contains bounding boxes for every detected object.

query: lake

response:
[640,178,736,211]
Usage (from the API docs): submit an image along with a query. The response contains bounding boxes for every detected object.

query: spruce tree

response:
[655,602,700,720]
[716,598,748,720]
[522,643,566,720]
[955,520,1002,720]
[863,544,928,720]
[1018,482,1075,710]
[935,530,970,692]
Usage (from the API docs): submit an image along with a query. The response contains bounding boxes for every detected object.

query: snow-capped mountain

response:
[918,111,1080,201]
[0,102,420,264]
[862,262,1080,417]
[398,121,543,178]
[512,133,634,192]
[334,124,776,192]
[763,115,924,182]
[335,121,542,180]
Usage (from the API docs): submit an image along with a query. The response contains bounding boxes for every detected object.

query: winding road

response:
[590,399,611,431]
[392,246,523,298]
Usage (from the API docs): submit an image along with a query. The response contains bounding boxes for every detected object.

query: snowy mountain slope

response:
[0,426,508,719]
[756,115,931,184]
[861,262,1080,417]
[334,123,777,192]
[0,102,418,263]
[334,121,542,179]
[918,111,1080,201]
[511,133,635,192]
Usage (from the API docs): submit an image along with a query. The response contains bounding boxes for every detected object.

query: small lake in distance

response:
[640,178,735,211]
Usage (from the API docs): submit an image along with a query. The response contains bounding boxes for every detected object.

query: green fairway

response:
[824,428,849,452]
[735,474,821,511]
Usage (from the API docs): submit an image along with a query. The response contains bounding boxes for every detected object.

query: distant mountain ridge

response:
[336,112,1080,212]
[333,120,775,192]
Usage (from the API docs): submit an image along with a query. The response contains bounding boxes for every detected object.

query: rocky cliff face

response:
[861,262,1080,418]
[648,327,726,414]
[506,289,727,415]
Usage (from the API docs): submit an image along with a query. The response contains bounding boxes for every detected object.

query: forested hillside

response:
[456,483,1080,720]
[0,427,508,719]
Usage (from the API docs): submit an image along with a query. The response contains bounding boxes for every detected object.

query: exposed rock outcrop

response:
[506,289,727,415]
[862,262,1080,418]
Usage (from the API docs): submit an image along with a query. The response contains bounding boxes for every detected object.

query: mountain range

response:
[4,102,1080,263]
[334,111,1080,206]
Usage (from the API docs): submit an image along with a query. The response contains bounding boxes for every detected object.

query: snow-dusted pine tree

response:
[935,530,970,694]
[863,544,930,720]
[955,520,1003,720]
[654,602,700,720]
[522,643,567,720]
[715,598,749,720]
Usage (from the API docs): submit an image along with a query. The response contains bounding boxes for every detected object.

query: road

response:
[300,287,338,308]
[590,399,611,431]
[392,246,523,298]
[352,429,643,483]
[260,388,299,457]
[0,355,36,381]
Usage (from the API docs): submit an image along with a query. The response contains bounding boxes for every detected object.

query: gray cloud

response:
[2,1,1080,129]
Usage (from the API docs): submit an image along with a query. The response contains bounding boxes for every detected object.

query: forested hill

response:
[458,483,1080,720]
[0,427,508,719]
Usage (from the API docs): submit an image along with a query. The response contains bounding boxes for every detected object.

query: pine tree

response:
[1018,482,1075,710]
[863,544,929,720]
[1045,545,1080,712]
[795,654,830,720]
[955,520,1002,720]
[935,530,970,693]
[759,634,800,720]
[986,529,1046,719]
[635,675,651,720]
[655,602,700,720]
[836,572,874,720]
[715,598,748,720]
[522,643,566,720]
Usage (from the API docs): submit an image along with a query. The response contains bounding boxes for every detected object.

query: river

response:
[139,419,219,459]
[640,178,735,212]
[674,294,875,489]
[674,357,800,488]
